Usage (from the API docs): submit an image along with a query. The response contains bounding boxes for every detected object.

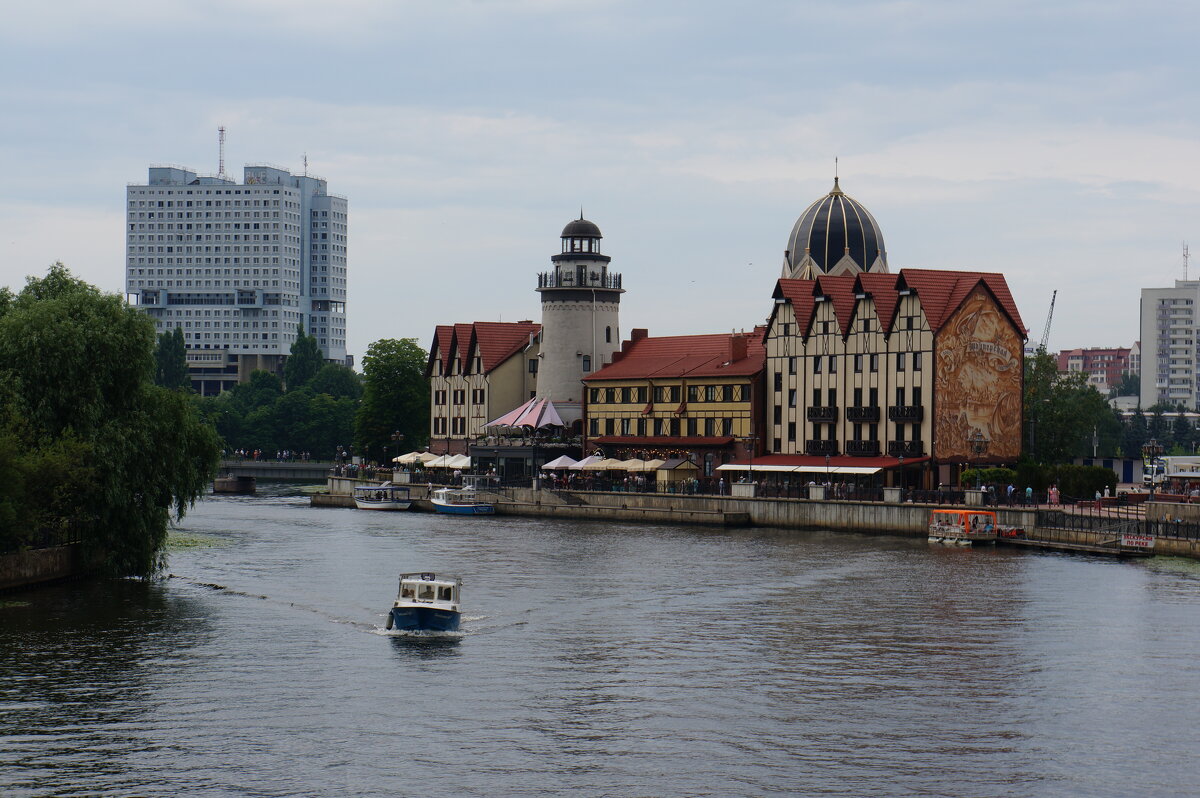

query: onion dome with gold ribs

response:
[783,177,888,280]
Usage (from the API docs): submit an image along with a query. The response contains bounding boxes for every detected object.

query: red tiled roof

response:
[591,436,735,447]
[585,328,765,382]
[899,268,1026,336]
[856,272,900,334]
[774,269,1025,338]
[775,279,817,336]
[427,320,541,375]
[814,275,858,337]
[472,321,541,372]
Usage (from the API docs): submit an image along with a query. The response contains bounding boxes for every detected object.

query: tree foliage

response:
[283,324,324,390]
[355,338,430,461]
[154,326,190,390]
[0,263,221,575]
[1024,348,1122,463]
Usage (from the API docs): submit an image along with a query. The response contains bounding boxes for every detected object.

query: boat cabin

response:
[397,572,460,604]
[929,509,996,534]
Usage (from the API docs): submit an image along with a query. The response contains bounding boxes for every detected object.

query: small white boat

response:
[430,487,495,515]
[385,572,462,631]
[354,482,412,510]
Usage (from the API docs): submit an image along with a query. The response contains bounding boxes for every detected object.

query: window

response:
[723,418,734,436]
[854,354,863,373]
[688,385,700,402]
[590,388,602,403]
[606,388,616,403]
[788,357,797,375]
[913,351,922,371]
[706,385,719,401]
[897,352,906,372]
[687,418,698,436]
[669,418,680,436]
[590,418,600,435]
[827,388,836,407]
[814,357,822,374]
[605,326,612,343]
[622,418,633,435]
[896,387,905,406]
[774,372,783,391]
[787,421,796,442]
[452,389,465,405]
[829,356,837,374]
[669,386,680,403]
[870,354,878,372]
[869,387,878,407]
[606,418,615,435]
[582,355,591,372]
[435,390,446,406]
[812,388,821,407]
[704,417,716,436]
[774,406,783,424]
[529,358,538,374]
[620,387,631,403]
[722,385,733,401]
[913,387,922,406]
[788,389,796,408]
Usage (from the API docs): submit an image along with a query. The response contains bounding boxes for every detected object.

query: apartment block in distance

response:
[125,163,348,394]
[1140,281,1200,409]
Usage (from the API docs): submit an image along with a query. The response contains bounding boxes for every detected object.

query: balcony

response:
[888,405,924,422]
[806,406,838,422]
[846,406,880,422]
[846,440,880,456]
[805,439,839,456]
[887,440,925,457]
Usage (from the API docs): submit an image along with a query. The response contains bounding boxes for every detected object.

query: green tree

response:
[1110,371,1140,398]
[0,264,220,575]
[154,326,190,390]
[1024,348,1117,464]
[283,324,324,390]
[1123,408,1148,458]
[309,362,363,400]
[355,338,430,461]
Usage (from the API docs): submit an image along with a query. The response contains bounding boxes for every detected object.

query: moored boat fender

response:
[385,610,393,630]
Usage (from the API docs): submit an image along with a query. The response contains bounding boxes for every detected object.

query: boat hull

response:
[431,500,494,515]
[388,605,461,632]
[354,500,412,510]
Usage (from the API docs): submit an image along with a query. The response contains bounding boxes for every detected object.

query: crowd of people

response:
[228,448,313,462]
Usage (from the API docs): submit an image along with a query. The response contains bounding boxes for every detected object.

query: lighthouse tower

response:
[535,215,624,426]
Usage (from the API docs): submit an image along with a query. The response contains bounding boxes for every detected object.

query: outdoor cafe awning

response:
[717,463,882,475]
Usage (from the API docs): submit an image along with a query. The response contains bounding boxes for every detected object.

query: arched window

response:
[605,326,612,343]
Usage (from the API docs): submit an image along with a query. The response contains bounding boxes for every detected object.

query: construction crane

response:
[1039,290,1056,351]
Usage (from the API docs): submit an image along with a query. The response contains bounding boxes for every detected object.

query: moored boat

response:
[385,572,462,631]
[353,482,412,510]
[430,487,495,514]
[928,509,1001,545]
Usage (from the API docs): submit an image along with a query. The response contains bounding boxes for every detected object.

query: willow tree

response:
[0,264,221,576]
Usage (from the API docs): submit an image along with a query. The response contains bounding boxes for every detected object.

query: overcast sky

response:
[3,0,1198,360]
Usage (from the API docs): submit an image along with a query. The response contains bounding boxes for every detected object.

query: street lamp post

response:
[968,429,990,492]
[825,453,831,487]
[898,454,905,497]
[1143,438,1164,501]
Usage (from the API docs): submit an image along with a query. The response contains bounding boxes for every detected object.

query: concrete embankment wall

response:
[0,544,86,592]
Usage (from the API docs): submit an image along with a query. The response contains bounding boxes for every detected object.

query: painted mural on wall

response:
[934,286,1023,461]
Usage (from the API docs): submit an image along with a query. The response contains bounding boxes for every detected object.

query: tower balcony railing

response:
[805,439,839,456]
[888,405,924,422]
[846,440,880,456]
[806,406,838,422]
[845,406,880,422]
[887,440,925,457]
[537,271,623,290]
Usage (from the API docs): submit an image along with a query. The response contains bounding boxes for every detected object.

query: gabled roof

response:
[899,268,1025,336]
[773,269,1026,339]
[585,328,765,382]
[775,279,817,336]
[427,320,541,376]
[855,272,900,334]
[813,274,858,337]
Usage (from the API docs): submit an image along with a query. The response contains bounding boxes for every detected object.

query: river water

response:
[3,489,1200,797]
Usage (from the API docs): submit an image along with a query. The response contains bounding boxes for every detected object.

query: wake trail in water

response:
[167,573,382,633]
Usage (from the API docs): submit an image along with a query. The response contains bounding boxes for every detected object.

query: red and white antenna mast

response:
[218,126,227,179]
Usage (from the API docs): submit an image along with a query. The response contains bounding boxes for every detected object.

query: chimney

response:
[729,334,747,362]
[631,328,649,342]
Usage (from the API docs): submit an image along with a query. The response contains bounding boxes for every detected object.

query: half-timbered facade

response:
[765,269,1025,487]
[427,321,541,454]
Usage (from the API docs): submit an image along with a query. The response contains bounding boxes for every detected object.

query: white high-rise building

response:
[1140,281,1199,409]
[125,164,348,394]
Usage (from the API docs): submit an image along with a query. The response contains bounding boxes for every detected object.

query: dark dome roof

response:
[561,217,602,238]
[785,178,886,273]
